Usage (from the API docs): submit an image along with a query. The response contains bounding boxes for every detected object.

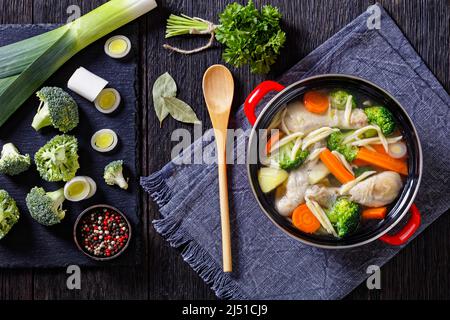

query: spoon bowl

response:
[203,65,235,117]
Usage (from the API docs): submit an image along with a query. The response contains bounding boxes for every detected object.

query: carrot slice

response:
[371,144,389,155]
[320,148,355,184]
[352,158,371,167]
[362,207,387,220]
[266,131,284,154]
[356,147,408,175]
[292,204,321,233]
[303,91,329,114]
[354,145,406,167]
[372,143,407,160]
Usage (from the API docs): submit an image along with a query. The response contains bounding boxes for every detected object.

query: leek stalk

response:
[0,0,157,127]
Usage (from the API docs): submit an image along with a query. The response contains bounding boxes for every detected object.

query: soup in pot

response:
[258,88,408,238]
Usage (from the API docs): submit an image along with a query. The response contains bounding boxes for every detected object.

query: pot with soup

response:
[245,75,422,249]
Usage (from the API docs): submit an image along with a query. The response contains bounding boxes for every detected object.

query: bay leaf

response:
[152,72,177,125]
[163,96,200,124]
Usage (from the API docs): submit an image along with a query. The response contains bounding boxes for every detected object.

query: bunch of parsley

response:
[215,1,286,74]
[165,0,286,74]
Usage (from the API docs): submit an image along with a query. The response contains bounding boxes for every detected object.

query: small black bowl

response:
[73,204,132,261]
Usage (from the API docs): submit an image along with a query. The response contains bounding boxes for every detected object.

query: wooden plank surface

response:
[0,0,449,300]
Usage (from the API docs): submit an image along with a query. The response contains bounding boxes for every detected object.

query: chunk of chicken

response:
[283,100,368,134]
[349,171,403,207]
[275,163,312,217]
[305,185,339,209]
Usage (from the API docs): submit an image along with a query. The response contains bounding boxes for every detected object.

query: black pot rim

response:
[246,74,423,249]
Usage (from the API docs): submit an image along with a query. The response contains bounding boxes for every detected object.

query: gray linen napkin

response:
[141,5,450,299]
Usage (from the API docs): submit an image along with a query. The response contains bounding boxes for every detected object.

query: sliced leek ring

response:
[104,35,131,59]
[94,88,121,114]
[91,129,119,153]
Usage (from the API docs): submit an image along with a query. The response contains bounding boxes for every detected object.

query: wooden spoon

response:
[202,65,234,273]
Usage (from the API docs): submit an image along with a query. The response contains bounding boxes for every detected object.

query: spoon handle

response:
[215,129,232,273]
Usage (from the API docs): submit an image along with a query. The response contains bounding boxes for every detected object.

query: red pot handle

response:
[244,81,285,126]
[379,204,421,246]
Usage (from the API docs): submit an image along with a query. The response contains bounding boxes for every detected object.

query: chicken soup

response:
[258,88,407,238]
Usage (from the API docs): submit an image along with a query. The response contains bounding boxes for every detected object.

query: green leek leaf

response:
[0,26,68,79]
[0,0,157,127]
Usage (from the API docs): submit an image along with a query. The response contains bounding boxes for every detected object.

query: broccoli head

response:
[327,130,359,162]
[34,134,80,182]
[104,160,129,190]
[32,87,79,133]
[26,187,66,226]
[0,143,31,176]
[330,90,357,110]
[353,166,374,177]
[364,106,396,135]
[327,197,361,238]
[271,141,309,170]
[0,189,20,240]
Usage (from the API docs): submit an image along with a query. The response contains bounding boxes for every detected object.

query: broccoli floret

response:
[271,141,309,170]
[354,166,374,177]
[26,187,66,226]
[0,189,20,240]
[364,106,396,135]
[330,90,357,110]
[31,87,79,133]
[327,130,359,162]
[34,134,80,182]
[104,160,129,190]
[0,143,30,176]
[327,197,361,238]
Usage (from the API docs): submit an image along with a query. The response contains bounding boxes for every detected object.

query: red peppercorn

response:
[78,208,129,258]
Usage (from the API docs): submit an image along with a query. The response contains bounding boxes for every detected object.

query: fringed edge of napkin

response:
[141,168,173,207]
[141,168,247,300]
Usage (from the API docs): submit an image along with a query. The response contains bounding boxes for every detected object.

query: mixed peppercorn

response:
[77,208,129,258]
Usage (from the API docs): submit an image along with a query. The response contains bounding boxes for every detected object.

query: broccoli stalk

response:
[104,160,129,190]
[46,189,66,221]
[26,187,66,226]
[0,143,31,176]
[31,102,53,131]
[32,87,79,133]
[327,197,361,238]
[0,189,20,240]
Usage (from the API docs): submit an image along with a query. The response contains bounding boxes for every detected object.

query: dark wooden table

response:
[0,0,448,300]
